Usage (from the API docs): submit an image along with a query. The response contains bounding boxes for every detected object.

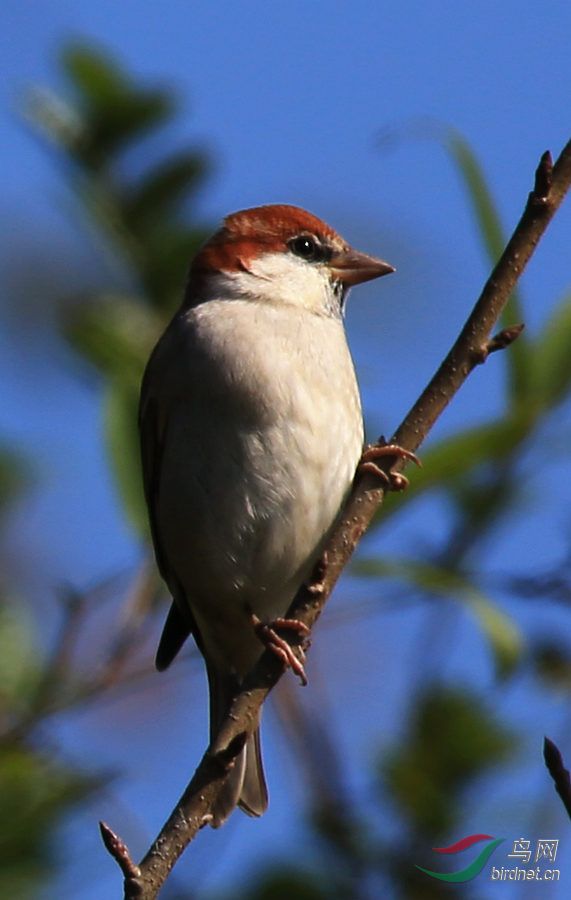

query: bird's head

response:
[185,204,394,316]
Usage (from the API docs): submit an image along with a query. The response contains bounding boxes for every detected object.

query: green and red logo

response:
[416,834,505,883]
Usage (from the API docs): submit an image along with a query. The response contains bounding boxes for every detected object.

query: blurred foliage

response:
[0,43,211,899]
[381,688,516,899]
[354,557,522,677]
[0,446,28,517]
[0,41,569,900]
[0,743,100,900]
[382,688,515,837]
[0,517,102,898]
[532,640,571,690]
[222,687,517,900]
[26,43,211,533]
[365,127,571,676]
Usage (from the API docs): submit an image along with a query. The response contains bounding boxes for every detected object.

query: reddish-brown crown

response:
[188,204,346,287]
[223,205,340,244]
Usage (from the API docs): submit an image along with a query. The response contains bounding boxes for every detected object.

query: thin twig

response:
[543,737,571,820]
[100,822,142,883]
[102,139,571,899]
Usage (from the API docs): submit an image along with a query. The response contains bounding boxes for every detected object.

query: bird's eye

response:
[288,235,325,262]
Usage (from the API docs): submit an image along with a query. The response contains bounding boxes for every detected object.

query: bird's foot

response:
[251,614,310,686]
[358,439,421,492]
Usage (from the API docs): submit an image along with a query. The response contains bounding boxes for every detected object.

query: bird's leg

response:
[251,613,310,686]
[358,438,421,491]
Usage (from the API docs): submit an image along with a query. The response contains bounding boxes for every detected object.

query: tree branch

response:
[102,139,571,898]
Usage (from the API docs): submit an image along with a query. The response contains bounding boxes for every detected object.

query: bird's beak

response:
[329,248,395,286]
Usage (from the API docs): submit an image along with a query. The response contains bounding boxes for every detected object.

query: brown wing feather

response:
[139,376,196,669]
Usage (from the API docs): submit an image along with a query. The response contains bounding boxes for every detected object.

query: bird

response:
[139,204,395,826]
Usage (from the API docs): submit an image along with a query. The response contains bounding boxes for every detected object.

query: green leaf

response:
[411,420,527,490]
[372,414,533,530]
[531,641,571,691]
[104,378,148,536]
[0,744,102,898]
[354,558,522,676]
[368,417,527,531]
[62,45,132,107]
[378,122,531,399]
[466,591,522,677]
[64,293,161,382]
[23,87,83,153]
[59,45,175,169]
[123,152,210,228]
[246,871,330,900]
[529,292,571,408]
[0,447,27,513]
[443,129,530,401]
[0,599,39,709]
[84,92,174,170]
[382,686,516,836]
[25,44,214,533]
[74,175,206,310]
[445,132,505,266]
[138,225,210,310]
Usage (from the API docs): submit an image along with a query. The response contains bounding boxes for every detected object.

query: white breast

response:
[152,298,363,673]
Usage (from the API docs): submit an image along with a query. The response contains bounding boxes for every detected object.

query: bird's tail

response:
[207,665,268,827]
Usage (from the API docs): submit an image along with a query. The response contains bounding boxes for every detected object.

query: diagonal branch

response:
[102,138,571,899]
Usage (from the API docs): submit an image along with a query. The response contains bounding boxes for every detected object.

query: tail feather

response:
[155,600,193,671]
[239,727,268,818]
[207,664,268,827]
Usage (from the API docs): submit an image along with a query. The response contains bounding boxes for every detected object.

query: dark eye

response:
[288,234,325,262]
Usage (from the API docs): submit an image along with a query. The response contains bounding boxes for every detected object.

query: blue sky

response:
[2,2,571,898]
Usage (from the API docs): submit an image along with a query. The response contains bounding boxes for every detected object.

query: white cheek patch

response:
[202,254,340,317]
[244,252,335,314]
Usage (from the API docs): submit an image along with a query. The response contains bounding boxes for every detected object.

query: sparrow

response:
[139,204,394,826]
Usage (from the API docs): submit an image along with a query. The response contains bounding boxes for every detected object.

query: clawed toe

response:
[251,614,309,685]
[358,440,421,492]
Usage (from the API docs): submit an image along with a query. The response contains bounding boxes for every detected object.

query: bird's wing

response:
[139,371,196,670]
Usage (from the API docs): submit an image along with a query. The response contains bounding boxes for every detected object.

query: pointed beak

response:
[329,247,395,286]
